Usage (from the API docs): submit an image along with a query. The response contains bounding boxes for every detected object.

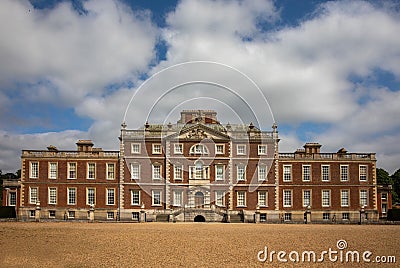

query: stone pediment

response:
[167,124,230,141]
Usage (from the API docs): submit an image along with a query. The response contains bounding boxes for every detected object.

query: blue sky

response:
[0,0,399,173]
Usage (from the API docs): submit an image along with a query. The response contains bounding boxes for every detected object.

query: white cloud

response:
[1,0,400,175]
[0,0,157,104]
[0,130,86,173]
[159,0,400,174]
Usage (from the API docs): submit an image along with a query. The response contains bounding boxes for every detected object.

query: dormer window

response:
[190,144,209,155]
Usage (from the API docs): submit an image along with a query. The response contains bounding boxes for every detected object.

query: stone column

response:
[255,204,260,223]
[140,203,146,223]
[35,201,41,222]
[89,205,95,222]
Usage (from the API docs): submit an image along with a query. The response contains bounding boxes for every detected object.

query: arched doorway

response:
[195,192,204,208]
[194,215,206,222]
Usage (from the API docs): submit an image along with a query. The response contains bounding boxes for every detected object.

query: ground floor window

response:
[283,190,292,207]
[284,213,292,221]
[49,210,56,218]
[382,204,387,214]
[107,212,114,220]
[29,210,35,218]
[260,213,267,222]
[173,190,183,207]
[8,192,16,206]
[342,212,349,220]
[132,212,139,221]
[152,190,162,206]
[68,211,75,219]
[237,191,246,207]
[215,191,225,207]
[323,212,330,220]
[258,191,267,207]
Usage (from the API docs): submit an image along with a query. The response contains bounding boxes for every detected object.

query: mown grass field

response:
[0,222,398,267]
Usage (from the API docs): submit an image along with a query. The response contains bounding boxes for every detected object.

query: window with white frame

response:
[360,190,368,207]
[323,212,330,220]
[30,162,39,178]
[321,165,330,181]
[49,162,57,179]
[87,163,96,179]
[258,166,267,181]
[173,190,183,207]
[340,165,349,181]
[8,192,16,206]
[131,190,140,205]
[283,165,292,182]
[189,162,209,180]
[322,190,330,207]
[107,163,115,180]
[86,188,96,206]
[152,164,161,180]
[68,211,75,218]
[132,212,139,221]
[106,188,115,205]
[215,144,224,154]
[49,210,56,218]
[48,187,57,205]
[359,165,367,181]
[284,213,292,221]
[29,187,38,204]
[68,162,76,179]
[152,144,162,154]
[174,143,183,154]
[283,190,292,207]
[131,143,140,154]
[237,191,246,207]
[237,165,246,181]
[303,190,311,207]
[237,145,246,155]
[67,188,76,205]
[258,145,267,155]
[215,191,225,207]
[130,163,140,180]
[174,165,183,180]
[341,190,349,207]
[215,165,224,180]
[342,213,349,220]
[381,193,387,201]
[302,165,311,181]
[258,191,267,207]
[190,144,209,155]
[152,190,162,206]
[29,210,35,218]
[107,212,114,220]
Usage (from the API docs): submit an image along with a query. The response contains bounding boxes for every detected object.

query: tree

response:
[391,169,400,204]
[377,168,392,185]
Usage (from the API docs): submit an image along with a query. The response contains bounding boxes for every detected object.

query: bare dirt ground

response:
[0,222,398,267]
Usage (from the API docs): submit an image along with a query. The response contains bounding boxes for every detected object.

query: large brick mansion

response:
[3,110,390,223]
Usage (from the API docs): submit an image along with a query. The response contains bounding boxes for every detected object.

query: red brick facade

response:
[18,141,119,221]
[10,110,382,223]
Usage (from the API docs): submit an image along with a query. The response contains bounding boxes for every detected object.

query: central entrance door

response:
[195,192,204,208]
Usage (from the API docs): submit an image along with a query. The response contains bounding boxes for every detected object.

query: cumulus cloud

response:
[0,0,157,104]
[1,0,400,174]
[160,0,400,173]
[0,130,87,172]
